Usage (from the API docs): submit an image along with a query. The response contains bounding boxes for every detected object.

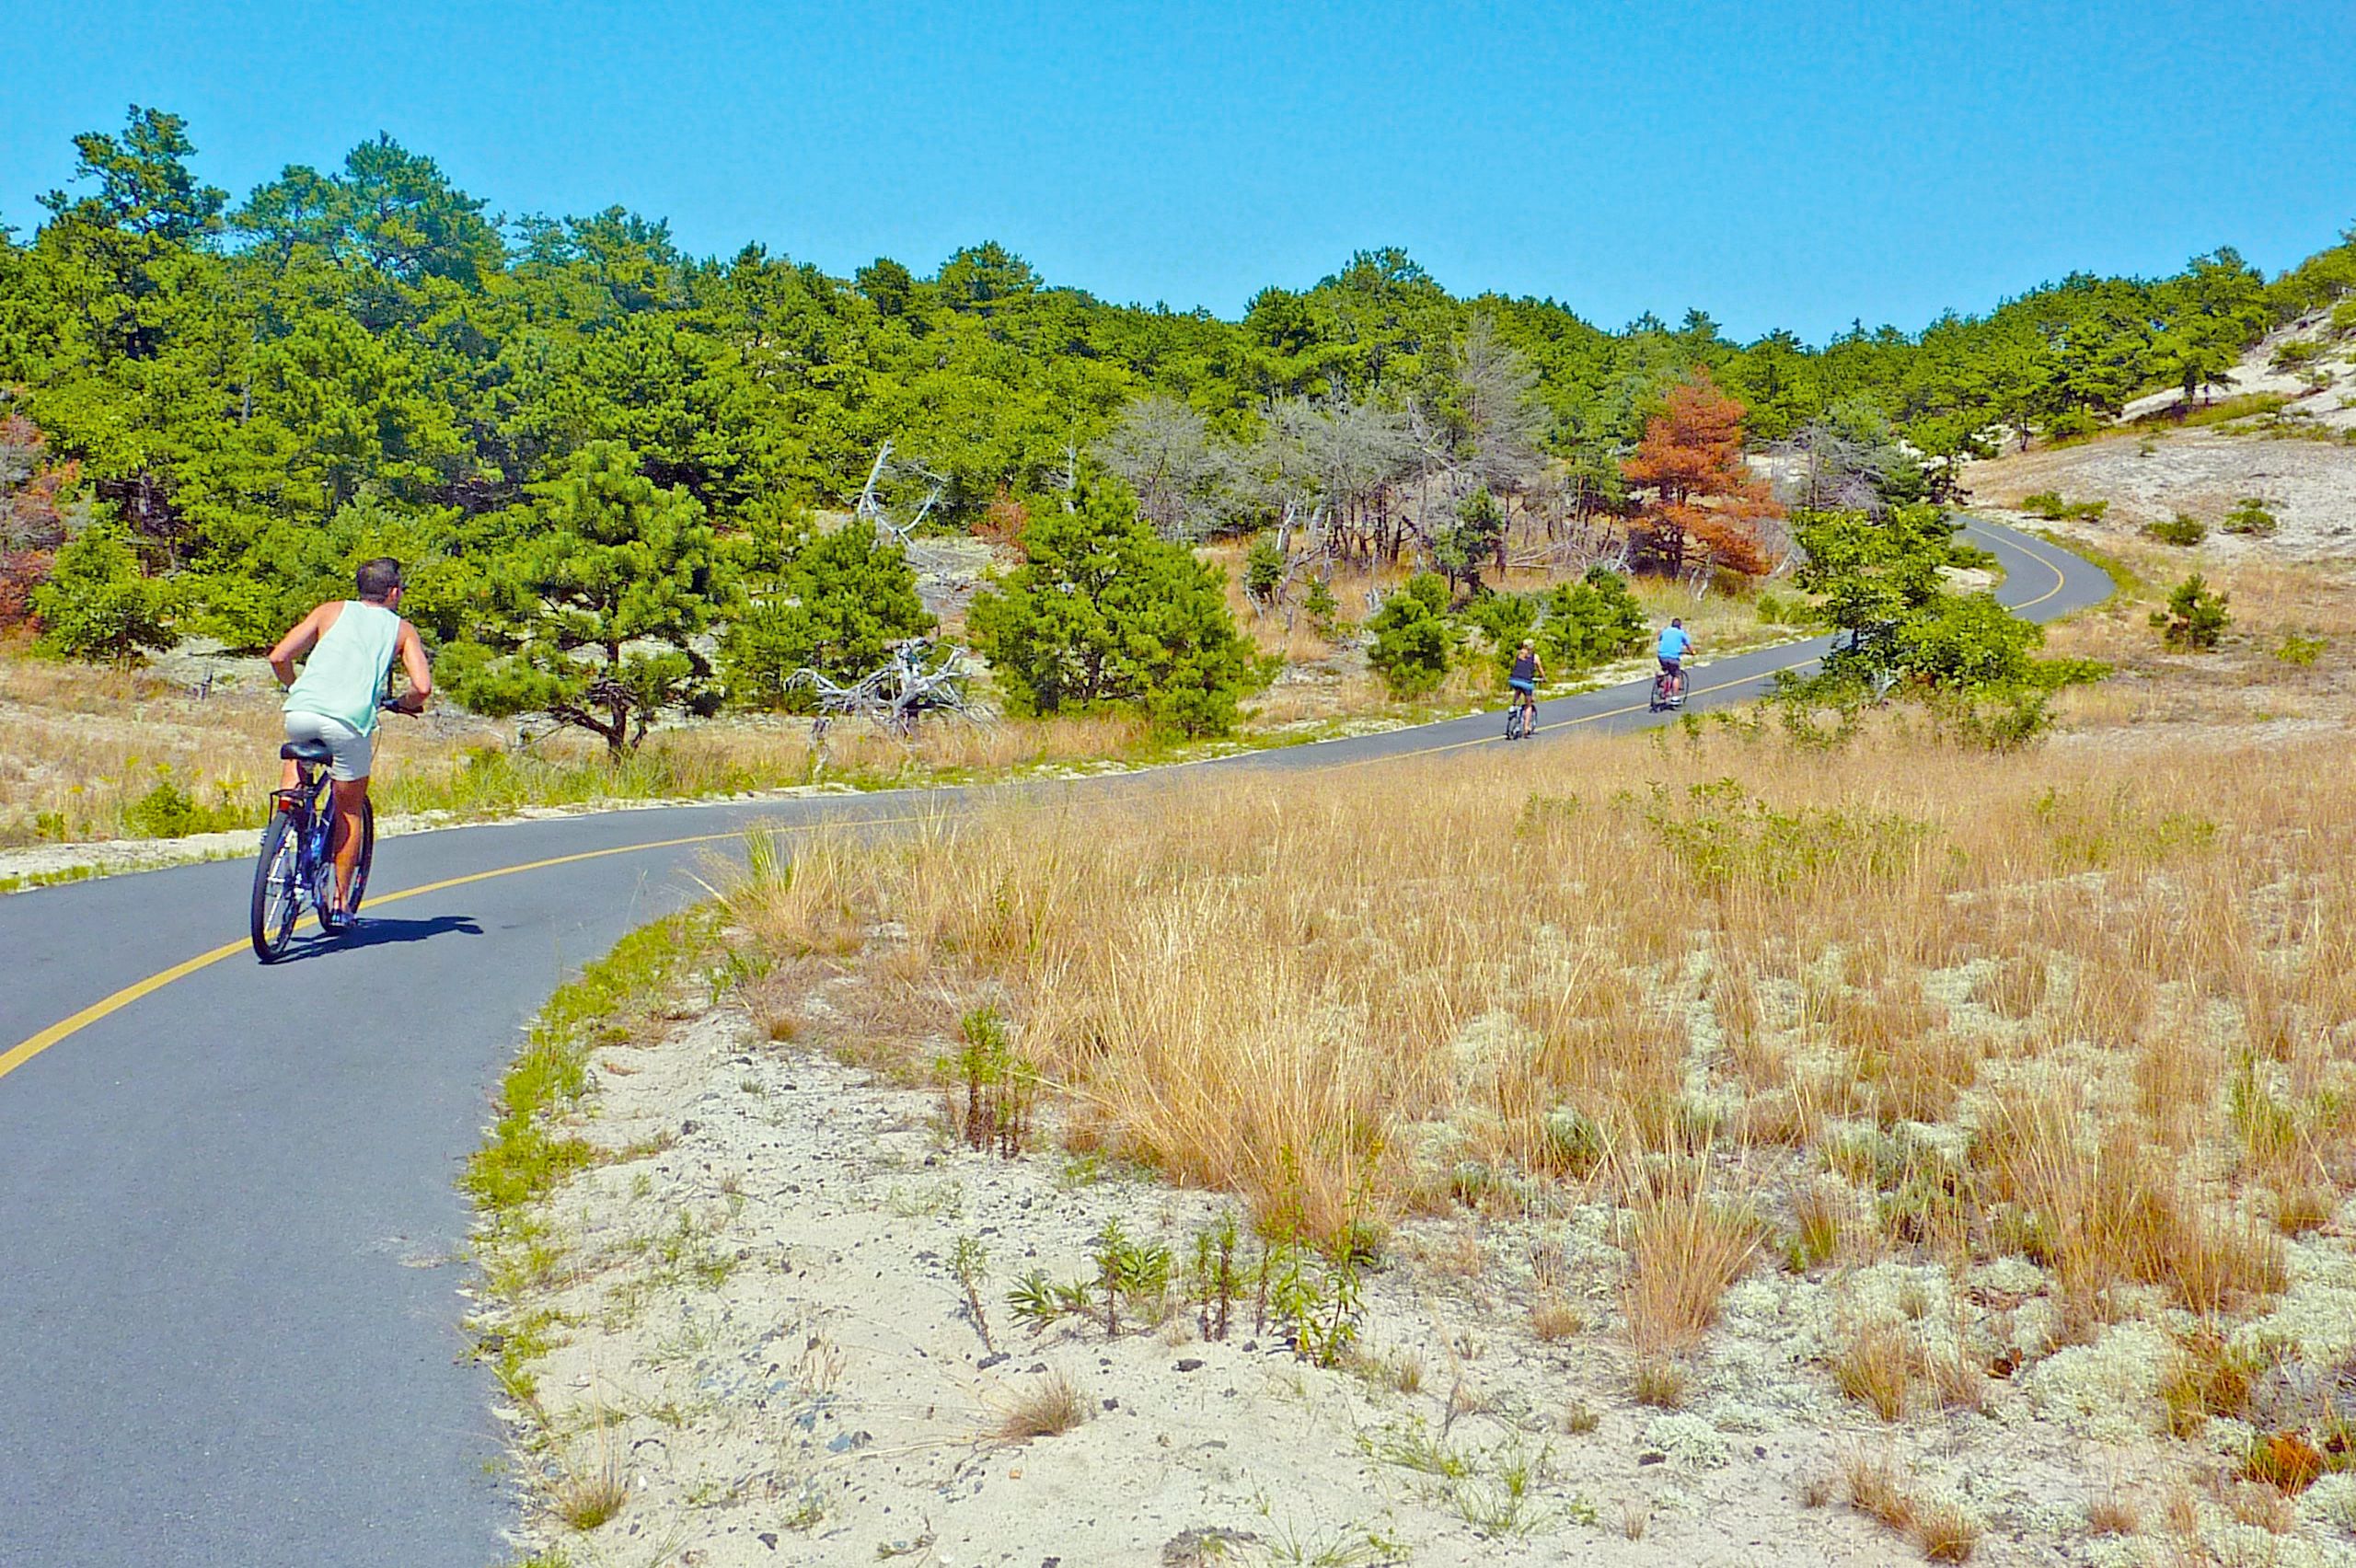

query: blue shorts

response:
[1508,677,1535,696]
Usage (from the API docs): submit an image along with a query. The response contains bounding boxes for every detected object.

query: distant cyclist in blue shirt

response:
[1656,618,1695,701]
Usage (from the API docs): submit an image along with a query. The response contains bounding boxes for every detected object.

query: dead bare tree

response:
[853,439,947,545]
[1098,394,1237,540]
[791,640,989,744]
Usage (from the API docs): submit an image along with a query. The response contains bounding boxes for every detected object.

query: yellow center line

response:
[5,523,2081,1087]
[0,816,928,1085]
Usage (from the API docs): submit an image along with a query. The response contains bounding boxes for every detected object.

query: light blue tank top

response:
[284,602,402,736]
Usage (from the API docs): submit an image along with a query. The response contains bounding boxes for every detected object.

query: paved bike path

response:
[0,518,2107,1567]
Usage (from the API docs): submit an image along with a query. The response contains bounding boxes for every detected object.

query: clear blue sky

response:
[6,1,2351,342]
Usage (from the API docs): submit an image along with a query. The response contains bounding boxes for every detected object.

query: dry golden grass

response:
[2085,1488,2142,1537]
[1913,1499,1982,1562]
[727,718,2355,1262]
[1630,1358,1688,1409]
[1622,1173,1762,1355]
[1527,1297,1583,1343]
[1833,1321,1915,1421]
[547,1428,628,1532]
[1842,1449,1916,1530]
[994,1368,1089,1441]
[706,609,2356,1481]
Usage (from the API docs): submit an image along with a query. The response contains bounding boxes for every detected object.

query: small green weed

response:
[2275,632,2327,666]
[2019,491,2108,523]
[1641,778,1934,893]
[1190,1209,1247,1341]
[467,912,711,1214]
[951,1234,995,1352]
[939,1004,1038,1158]
[2223,497,2281,536]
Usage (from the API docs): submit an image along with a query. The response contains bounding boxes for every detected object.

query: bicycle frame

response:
[273,766,336,900]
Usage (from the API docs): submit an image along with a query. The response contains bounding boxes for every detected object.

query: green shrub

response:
[2043,409,2102,443]
[1431,487,1507,594]
[2331,300,2356,339]
[30,522,177,663]
[2270,338,2327,370]
[1641,778,1934,892]
[2027,655,2113,689]
[2274,632,2327,666]
[1243,535,1285,605]
[122,776,251,838]
[2018,491,2107,523]
[1753,589,1818,627]
[968,485,1261,736]
[2143,513,2208,547]
[2152,573,2230,651]
[2221,498,2281,536]
[721,511,933,709]
[1367,573,1459,697]
[1929,686,2053,751]
[1457,589,1540,674]
[1302,575,1341,640]
[1893,592,2042,688]
[1538,567,1647,669]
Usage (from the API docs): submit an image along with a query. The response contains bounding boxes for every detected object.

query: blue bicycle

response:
[249,700,400,963]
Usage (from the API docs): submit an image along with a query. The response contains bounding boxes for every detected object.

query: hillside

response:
[1968,311,2356,557]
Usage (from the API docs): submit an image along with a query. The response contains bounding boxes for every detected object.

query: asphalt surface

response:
[0,518,2108,1567]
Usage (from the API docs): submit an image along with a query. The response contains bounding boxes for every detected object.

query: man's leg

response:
[328,778,370,909]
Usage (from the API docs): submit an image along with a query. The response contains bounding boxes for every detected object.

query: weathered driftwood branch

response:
[853,440,947,547]
[790,640,989,742]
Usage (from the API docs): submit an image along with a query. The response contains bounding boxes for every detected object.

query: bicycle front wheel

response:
[250,812,303,963]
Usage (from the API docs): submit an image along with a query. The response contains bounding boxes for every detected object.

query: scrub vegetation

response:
[3,108,2351,761]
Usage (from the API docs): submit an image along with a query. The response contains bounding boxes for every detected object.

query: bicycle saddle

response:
[280,739,336,765]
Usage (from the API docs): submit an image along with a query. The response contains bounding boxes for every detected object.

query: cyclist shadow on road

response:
[284,914,485,961]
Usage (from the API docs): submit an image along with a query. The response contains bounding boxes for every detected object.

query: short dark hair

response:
[356,559,404,601]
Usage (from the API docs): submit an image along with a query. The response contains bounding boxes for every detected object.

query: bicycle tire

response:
[250,811,303,963]
[339,799,376,928]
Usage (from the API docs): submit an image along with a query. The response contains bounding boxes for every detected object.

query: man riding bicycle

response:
[1507,640,1543,731]
[1657,617,1695,700]
[267,559,432,921]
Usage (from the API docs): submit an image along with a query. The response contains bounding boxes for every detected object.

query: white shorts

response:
[283,711,373,781]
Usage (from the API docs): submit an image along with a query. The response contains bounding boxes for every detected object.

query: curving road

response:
[0,519,2108,1567]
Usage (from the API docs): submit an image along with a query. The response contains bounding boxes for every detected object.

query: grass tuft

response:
[995,1369,1089,1441]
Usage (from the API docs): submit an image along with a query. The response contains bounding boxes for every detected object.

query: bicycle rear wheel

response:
[340,799,376,927]
[250,812,303,963]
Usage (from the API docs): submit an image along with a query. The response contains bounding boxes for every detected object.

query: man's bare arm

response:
[394,622,433,712]
[266,605,329,688]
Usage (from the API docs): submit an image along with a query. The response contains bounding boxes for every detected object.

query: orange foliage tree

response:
[0,414,84,632]
[1620,369,1784,575]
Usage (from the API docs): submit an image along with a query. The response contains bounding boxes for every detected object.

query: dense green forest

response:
[2,107,2351,734]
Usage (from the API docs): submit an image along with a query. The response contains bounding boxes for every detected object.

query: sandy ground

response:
[484,962,2356,1568]
[1966,317,2356,559]
[1967,433,2356,559]
[2116,317,2356,435]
